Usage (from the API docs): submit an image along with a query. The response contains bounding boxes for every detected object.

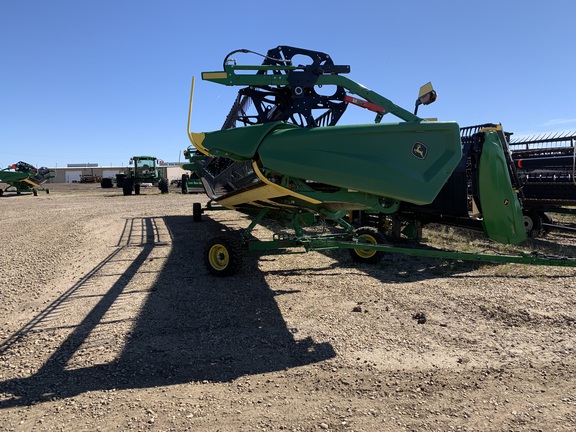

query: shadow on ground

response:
[259,227,576,284]
[0,215,335,407]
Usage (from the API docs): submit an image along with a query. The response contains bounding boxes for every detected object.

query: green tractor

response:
[121,156,169,196]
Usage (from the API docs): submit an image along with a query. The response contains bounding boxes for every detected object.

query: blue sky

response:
[1,0,575,168]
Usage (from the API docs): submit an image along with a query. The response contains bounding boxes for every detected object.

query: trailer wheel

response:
[33,188,38,196]
[349,226,386,264]
[193,202,202,222]
[204,235,243,276]
[134,183,141,195]
[523,210,542,237]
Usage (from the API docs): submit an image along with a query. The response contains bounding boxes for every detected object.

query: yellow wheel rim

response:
[208,244,229,271]
[355,234,377,258]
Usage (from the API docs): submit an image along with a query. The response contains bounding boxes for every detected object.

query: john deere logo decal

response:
[412,142,427,160]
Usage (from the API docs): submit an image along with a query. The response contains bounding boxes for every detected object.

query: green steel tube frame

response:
[201,64,422,123]
[244,235,576,268]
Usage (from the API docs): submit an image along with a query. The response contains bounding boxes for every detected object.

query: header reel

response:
[220,46,351,129]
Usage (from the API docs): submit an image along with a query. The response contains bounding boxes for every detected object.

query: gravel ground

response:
[0,182,575,431]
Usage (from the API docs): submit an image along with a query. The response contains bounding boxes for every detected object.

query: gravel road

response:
[1,183,575,431]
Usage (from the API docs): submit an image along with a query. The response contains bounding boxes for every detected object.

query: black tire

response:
[193,202,202,222]
[134,183,141,195]
[181,174,189,194]
[33,188,38,196]
[158,178,169,194]
[122,179,133,196]
[116,173,126,188]
[523,210,542,237]
[539,211,553,234]
[349,226,386,264]
[100,178,114,188]
[45,188,50,194]
[0,189,3,196]
[203,235,243,276]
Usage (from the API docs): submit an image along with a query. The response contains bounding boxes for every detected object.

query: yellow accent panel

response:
[418,82,434,98]
[188,132,213,156]
[217,166,325,208]
[217,183,285,207]
[252,162,322,205]
[480,124,503,132]
[22,178,39,187]
[202,71,228,80]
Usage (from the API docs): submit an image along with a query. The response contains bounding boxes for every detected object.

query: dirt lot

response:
[0,183,575,431]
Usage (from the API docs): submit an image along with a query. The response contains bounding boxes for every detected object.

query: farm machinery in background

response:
[184,46,576,275]
[0,161,53,196]
[119,155,169,196]
[180,148,205,194]
[509,132,576,235]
